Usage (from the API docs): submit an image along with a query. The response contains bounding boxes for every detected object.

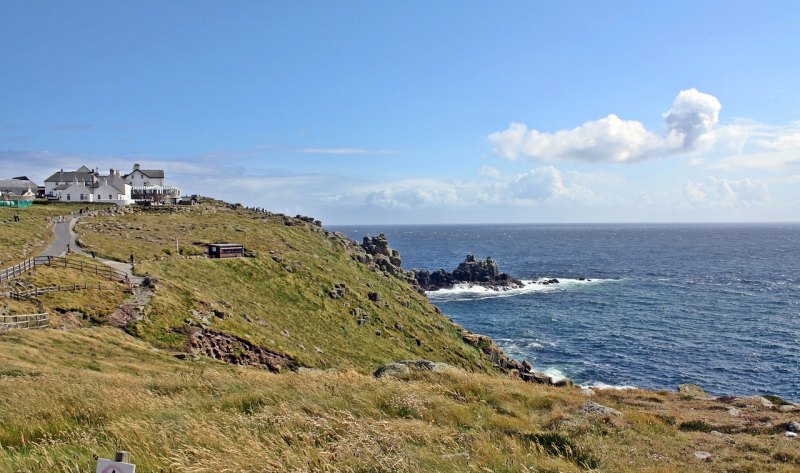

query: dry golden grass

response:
[1,254,129,328]
[0,202,794,472]
[0,328,797,472]
[0,203,85,267]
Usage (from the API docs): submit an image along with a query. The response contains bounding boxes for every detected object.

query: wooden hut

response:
[207,243,245,259]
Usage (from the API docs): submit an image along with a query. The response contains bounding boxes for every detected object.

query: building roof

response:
[56,182,91,191]
[45,169,97,183]
[97,175,128,193]
[0,178,38,192]
[124,169,165,179]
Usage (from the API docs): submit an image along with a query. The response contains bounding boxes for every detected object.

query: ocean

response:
[332,223,800,401]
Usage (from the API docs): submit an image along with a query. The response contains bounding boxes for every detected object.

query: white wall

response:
[59,183,93,202]
[93,182,133,206]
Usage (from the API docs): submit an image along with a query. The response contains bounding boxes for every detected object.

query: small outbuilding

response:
[207,243,245,259]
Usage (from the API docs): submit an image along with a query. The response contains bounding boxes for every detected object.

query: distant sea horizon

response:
[332,222,800,401]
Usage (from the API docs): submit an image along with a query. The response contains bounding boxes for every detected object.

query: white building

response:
[123,163,182,204]
[45,166,133,205]
[124,163,164,187]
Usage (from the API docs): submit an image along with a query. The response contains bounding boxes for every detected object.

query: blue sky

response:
[2,1,799,223]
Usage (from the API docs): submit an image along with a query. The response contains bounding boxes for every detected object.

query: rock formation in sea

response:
[412,254,525,291]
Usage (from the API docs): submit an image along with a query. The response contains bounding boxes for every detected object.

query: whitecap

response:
[579,382,639,390]
[426,277,617,301]
[542,367,568,382]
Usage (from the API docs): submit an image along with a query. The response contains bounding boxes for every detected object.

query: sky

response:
[2,1,799,224]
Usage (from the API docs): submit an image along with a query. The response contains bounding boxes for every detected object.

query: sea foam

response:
[426,277,615,301]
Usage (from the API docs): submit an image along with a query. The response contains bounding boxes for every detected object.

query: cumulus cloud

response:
[663,88,721,151]
[684,177,769,206]
[330,166,597,209]
[506,166,595,202]
[489,88,722,163]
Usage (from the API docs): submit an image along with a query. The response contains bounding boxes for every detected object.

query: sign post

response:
[96,451,135,473]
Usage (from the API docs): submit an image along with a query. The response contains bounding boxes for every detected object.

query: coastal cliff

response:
[0,202,798,472]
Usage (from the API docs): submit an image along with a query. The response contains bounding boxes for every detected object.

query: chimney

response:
[134,163,140,171]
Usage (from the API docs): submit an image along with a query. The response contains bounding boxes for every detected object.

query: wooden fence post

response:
[115,451,131,463]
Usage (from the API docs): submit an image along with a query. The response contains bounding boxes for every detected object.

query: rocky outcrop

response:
[678,383,715,400]
[374,359,459,379]
[352,233,566,383]
[580,401,623,417]
[186,327,299,373]
[412,254,524,291]
[462,332,572,387]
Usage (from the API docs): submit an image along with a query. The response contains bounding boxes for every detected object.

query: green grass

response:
[2,254,128,328]
[77,203,500,373]
[0,203,86,267]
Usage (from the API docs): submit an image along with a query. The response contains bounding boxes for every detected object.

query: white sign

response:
[96,458,136,473]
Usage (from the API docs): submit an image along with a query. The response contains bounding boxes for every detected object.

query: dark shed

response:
[208,243,245,259]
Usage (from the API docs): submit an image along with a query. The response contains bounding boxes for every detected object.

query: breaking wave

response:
[426,277,617,301]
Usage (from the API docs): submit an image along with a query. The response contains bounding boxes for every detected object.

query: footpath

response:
[10,211,153,331]
[40,213,143,286]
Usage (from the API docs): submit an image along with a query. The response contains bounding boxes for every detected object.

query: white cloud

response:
[684,177,769,206]
[479,165,502,178]
[489,88,722,163]
[506,166,595,202]
[663,88,721,151]
[294,147,393,155]
[330,166,599,209]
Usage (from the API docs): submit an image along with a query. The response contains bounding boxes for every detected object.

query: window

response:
[98,195,102,200]
[80,194,84,200]
[109,194,113,199]
[66,194,71,200]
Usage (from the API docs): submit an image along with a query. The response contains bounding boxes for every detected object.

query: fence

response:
[9,283,128,300]
[0,258,36,282]
[0,313,49,330]
[0,256,129,286]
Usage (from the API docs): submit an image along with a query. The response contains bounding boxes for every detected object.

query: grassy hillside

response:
[3,253,129,328]
[1,327,797,472]
[0,203,85,267]
[0,201,797,471]
[75,203,500,372]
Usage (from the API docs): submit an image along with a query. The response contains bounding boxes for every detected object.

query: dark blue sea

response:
[332,224,800,401]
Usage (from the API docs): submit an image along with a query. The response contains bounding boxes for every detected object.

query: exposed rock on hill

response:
[187,327,299,373]
[374,359,459,379]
